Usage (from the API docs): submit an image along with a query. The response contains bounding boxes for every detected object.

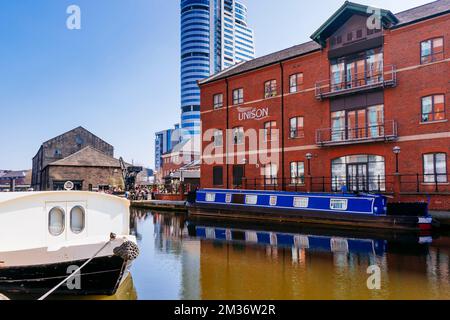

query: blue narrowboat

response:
[187,189,434,232]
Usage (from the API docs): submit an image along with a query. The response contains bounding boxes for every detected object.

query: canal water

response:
[101,208,450,300]
[13,208,450,300]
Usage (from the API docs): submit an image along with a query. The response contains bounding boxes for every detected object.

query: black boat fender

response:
[113,241,140,261]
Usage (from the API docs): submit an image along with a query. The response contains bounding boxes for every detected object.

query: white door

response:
[66,201,87,241]
[46,202,67,246]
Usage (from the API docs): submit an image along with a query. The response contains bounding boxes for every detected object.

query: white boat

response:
[0,191,139,297]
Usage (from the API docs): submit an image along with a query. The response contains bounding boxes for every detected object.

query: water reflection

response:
[14,210,448,300]
[130,209,450,300]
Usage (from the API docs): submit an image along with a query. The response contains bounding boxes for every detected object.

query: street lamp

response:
[393,146,401,173]
[242,158,247,187]
[306,153,313,176]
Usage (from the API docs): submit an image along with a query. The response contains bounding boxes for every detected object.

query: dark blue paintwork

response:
[196,189,387,216]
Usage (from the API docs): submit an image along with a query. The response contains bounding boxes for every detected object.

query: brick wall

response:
[46,166,124,191]
[200,11,450,209]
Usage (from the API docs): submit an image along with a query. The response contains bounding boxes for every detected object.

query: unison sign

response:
[238,106,269,121]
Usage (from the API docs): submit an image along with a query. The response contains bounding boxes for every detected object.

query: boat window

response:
[49,207,65,236]
[293,197,309,208]
[70,206,85,234]
[330,199,348,211]
[205,193,216,202]
[269,196,277,206]
[245,195,258,205]
[225,194,232,203]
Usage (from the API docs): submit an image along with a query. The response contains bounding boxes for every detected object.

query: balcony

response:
[316,120,398,146]
[315,65,397,100]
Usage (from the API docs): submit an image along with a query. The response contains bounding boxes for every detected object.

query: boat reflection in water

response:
[128,209,450,300]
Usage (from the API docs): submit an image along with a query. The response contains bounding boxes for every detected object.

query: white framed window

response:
[245,195,258,205]
[423,153,447,183]
[205,193,216,202]
[49,207,65,236]
[330,199,348,211]
[269,196,277,206]
[293,197,309,208]
[262,163,278,185]
[290,162,305,185]
[70,206,85,234]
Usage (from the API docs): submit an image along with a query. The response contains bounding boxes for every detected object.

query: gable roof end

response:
[310,1,399,46]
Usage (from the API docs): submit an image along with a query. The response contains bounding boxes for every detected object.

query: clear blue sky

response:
[0,0,430,170]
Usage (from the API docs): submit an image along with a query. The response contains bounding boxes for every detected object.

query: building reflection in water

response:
[130,210,200,300]
[129,209,450,300]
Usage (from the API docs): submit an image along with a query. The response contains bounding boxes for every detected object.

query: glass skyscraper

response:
[180,0,255,138]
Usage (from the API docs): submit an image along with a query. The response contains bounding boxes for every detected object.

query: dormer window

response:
[356,29,363,39]
[347,32,353,42]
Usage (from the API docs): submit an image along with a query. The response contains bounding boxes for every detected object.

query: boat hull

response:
[189,202,432,232]
[0,255,128,297]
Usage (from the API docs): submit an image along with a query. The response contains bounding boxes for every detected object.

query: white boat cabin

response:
[0,191,131,253]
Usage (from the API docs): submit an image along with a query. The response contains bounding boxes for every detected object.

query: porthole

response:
[70,206,85,234]
[49,207,65,236]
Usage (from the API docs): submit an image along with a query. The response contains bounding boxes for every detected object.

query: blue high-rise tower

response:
[180,0,255,139]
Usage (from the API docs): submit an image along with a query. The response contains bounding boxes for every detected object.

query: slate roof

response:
[199,0,450,85]
[395,0,450,27]
[199,41,321,85]
[47,146,121,168]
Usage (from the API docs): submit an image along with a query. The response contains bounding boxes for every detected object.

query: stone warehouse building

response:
[31,127,124,191]
[199,0,450,210]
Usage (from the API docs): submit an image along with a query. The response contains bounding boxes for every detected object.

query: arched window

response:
[49,207,65,236]
[70,206,85,234]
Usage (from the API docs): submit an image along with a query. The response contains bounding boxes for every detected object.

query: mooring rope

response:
[38,233,117,301]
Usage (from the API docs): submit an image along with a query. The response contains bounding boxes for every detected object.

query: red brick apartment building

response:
[198,0,450,210]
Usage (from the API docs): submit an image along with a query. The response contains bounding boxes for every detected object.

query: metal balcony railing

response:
[316,120,398,146]
[315,65,397,100]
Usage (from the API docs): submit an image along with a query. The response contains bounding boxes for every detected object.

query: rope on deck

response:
[37,233,117,301]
